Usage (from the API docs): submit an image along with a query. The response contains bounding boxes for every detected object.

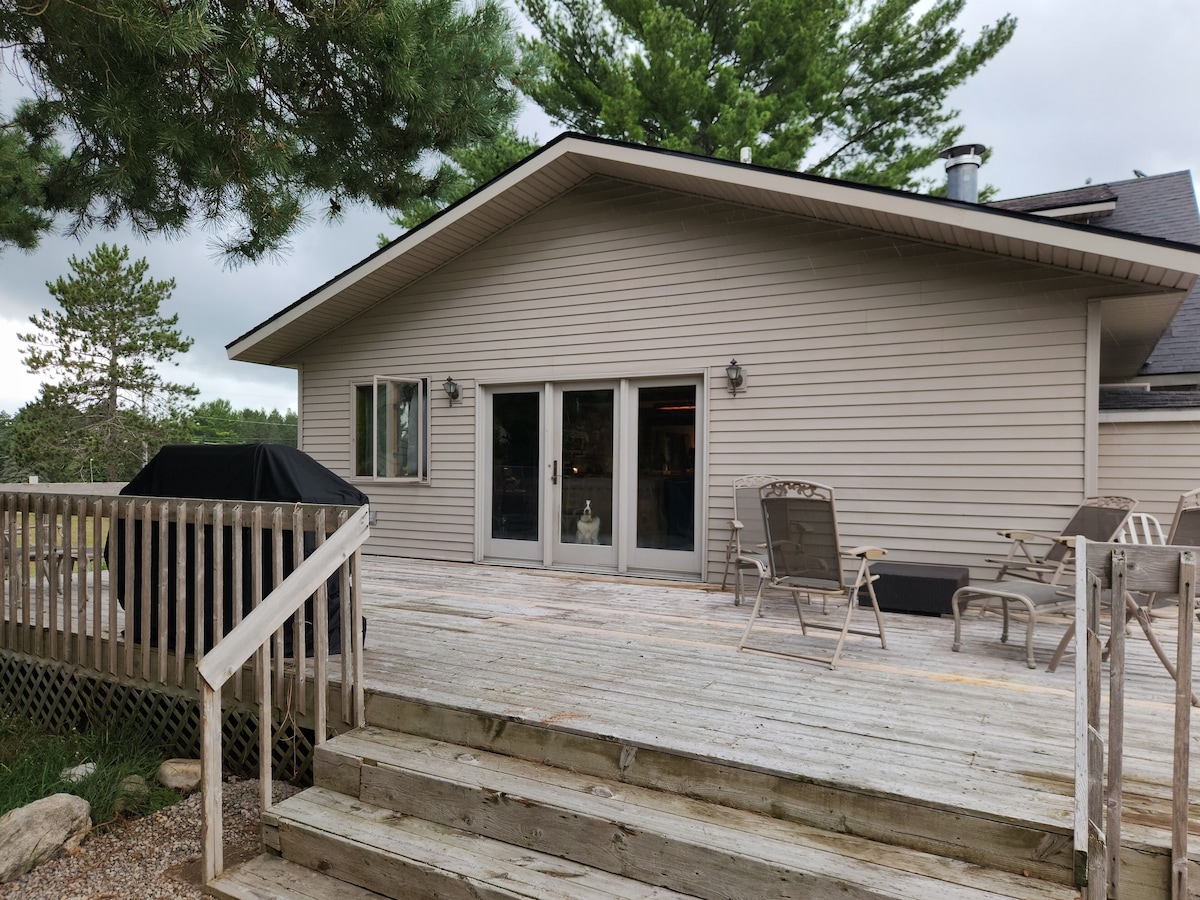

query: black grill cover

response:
[114,444,369,657]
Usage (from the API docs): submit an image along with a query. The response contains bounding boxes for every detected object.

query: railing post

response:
[1171,550,1195,900]
[200,682,223,883]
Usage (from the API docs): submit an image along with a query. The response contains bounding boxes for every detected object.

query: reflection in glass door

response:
[485,389,542,562]
[555,387,617,566]
[630,383,700,574]
[636,385,696,551]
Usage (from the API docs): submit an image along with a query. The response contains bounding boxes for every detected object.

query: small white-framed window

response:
[353,376,430,481]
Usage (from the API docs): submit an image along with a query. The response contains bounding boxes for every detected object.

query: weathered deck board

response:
[350,557,1200,865]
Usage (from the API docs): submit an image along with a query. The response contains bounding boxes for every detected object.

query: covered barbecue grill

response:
[113,443,369,656]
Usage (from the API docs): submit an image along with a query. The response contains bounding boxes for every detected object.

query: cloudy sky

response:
[1,0,1197,416]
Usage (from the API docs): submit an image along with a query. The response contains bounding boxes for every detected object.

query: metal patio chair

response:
[985,496,1138,585]
[737,480,887,668]
[720,474,779,606]
[952,496,1137,668]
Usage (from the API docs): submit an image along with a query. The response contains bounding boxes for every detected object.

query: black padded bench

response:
[858,561,970,616]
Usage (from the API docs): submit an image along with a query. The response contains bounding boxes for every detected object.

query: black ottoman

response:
[858,561,971,616]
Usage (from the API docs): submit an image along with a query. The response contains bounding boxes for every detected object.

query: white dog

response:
[576,500,601,544]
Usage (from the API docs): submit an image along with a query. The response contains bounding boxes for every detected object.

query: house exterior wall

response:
[1098,415,1200,528]
[289,175,1111,581]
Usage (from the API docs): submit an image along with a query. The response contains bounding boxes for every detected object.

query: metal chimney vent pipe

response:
[940,143,986,203]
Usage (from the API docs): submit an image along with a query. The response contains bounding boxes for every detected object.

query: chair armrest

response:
[1053,535,1076,548]
[844,546,886,560]
[997,529,1053,542]
[731,519,744,531]
[734,553,767,576]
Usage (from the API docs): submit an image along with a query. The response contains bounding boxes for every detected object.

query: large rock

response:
[157,758,202,793]
[0,793,92,883]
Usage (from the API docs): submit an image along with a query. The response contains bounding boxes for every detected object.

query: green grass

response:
[0,712,181,827]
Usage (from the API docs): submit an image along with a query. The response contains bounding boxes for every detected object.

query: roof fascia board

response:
[1100,409,1200,423]
[1031,201,1118,219]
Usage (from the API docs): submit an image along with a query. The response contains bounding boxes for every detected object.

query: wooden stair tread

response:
[266,787,700,899]
[206,852,390,900]
[308,727,1079,900]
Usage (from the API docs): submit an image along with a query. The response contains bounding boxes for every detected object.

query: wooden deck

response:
[348,557,1200,891]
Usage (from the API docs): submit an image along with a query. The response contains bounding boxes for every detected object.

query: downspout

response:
[1084,300,1101,496]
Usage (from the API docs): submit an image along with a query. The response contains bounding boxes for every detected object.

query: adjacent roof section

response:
[992,184,1118,220]
[995,172,1200,379]
[228,134,1200,369]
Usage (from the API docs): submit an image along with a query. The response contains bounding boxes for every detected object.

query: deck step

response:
[298,725,1078,900]
[265,787,699,899]
[366,697,1078,885]
[206,852,390,900]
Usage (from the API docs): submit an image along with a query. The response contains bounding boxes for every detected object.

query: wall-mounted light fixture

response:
[443,376,461,405]
[725,359,744,395]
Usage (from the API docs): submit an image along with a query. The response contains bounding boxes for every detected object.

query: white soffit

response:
[228,135,1200,365]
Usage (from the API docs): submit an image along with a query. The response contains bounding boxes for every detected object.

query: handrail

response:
[196,504,370,883]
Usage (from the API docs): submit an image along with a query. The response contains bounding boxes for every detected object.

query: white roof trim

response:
[1032,201,1118,220]
[1100,409,1200,423]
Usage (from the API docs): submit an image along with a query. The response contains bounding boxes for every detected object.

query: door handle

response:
[552,460,558,485]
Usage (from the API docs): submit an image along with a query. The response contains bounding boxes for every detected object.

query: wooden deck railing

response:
[197,503,370,882]
[1074,540,1195,900]
[0,489,371,884]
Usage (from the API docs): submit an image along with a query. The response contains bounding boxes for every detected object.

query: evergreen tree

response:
[521,0,1013,189]
[0,410,27,482]
[16,244,197,481]
[0,0,521,260]
[383,126,539,236]
[0,123,55,250]
[387,0,1014,229]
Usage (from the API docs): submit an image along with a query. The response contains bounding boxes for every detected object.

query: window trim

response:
[352,375,430,483]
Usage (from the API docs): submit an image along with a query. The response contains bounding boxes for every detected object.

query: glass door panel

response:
[483,388,543,563]
[555,387,617,566]
[492,392,541,541]
[636,385,696,551]
[628,380,702,576]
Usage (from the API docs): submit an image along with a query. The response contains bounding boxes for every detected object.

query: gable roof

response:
[994,171,1200,378]
[228,134,1200,373]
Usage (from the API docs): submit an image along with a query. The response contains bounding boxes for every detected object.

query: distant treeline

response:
[0,399,298,483]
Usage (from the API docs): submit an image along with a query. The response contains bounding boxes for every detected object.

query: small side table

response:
[858,561,970,616]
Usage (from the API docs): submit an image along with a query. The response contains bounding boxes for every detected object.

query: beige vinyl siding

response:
[1098,418,1200,528]
[291,176,1103,578]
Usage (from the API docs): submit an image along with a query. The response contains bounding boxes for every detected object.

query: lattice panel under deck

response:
[0,653,315,784]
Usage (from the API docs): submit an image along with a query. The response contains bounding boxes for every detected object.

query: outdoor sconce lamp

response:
[725,359,744,395]
[443,376,461,405]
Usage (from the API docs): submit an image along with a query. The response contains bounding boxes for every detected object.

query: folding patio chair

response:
[737,480,887,668]
[985,496,1139,585]
[951,496,1137,668]
[720,475,779,606]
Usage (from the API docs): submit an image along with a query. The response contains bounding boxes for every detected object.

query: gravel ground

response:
[0,778,300,900]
